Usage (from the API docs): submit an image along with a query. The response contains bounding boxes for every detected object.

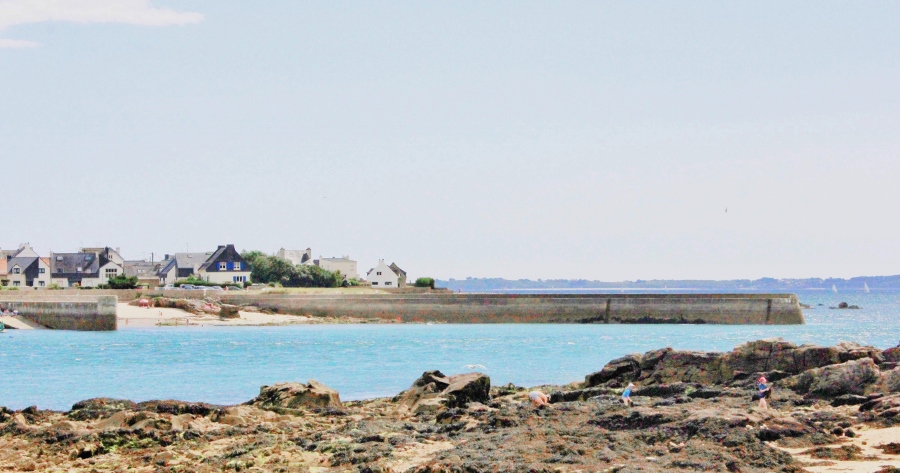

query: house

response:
[50,247,125,287]
[318,256,358,280]
[156,245,251,286]
[389,262,407,287]
[276,248,313,266]
[156,252,214,286]
[124,260,163,288]
[366,260,406,288]
[0,258,7,285]
[197,245,251,284]
[6,256,52,288]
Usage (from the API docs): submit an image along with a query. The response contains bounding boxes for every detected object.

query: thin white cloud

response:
[0,0,203,48]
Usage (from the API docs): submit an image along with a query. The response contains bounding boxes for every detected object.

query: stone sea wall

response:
[210,293,804,325]
[0,296,117,331]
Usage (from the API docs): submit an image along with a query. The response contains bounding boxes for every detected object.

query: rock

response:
[782,358,880,398]
[68,398,137,421]
[877,367,900,393]
[443,373,491,408]
[585,354,642,387]
[631,383,688,397]
[248,380,342,410]
[831,394,870,407]
[219,304,240,318]
[398,371,490,411]
[137,400,220,416]
[883,347,900,363]
[583,339,884,388]
[550,387,613,403]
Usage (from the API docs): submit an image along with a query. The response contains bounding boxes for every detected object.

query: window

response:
[13,281,20,286]
[371,282,378,286]
[39,281,45,287]
[385,282,392,286]
[219,262,227,270]
[376,271,382,276]
[233,262,241,271]
[39,268,45,274]
[233,276,246,283]
[13,267,20,274]
[106,268,117,275]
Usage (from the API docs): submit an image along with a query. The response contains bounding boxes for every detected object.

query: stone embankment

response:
[0,295,116,330]
[210,293,805,325]
[3,339,899,472]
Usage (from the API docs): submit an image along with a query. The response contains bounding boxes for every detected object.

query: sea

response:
[1,289,898,411]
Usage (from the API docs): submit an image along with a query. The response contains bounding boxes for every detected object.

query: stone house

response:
[197,245,251,285]
[156,252,214,286]
[6,256,52,288]
[50,247,125,287]
[366,260,407,288]
[124,260,163,288]
[276,248,313,266]
[157,245,251,286]
[318,256,358,280]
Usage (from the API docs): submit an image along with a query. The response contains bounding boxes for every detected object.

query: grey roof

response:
[173,252,214,269]
[320,256,356,263]
[124,260,161,277]
[7,256,38,271]
[157,252,212,277]
[51,253,100,276]
[389,263,406,277]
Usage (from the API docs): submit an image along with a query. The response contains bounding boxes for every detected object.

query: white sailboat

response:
[863,282,870,293]
[832,284,838,293]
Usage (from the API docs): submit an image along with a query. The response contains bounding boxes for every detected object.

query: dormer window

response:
[219,262,227,270]
[233,262,241,271]
[13,267,20,274]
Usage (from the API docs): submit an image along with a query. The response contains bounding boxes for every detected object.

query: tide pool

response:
[1,289,898,411]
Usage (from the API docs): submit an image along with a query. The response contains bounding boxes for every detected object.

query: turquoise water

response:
[1,289,898,411]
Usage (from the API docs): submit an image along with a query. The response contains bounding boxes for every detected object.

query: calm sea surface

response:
[2,289,898,411]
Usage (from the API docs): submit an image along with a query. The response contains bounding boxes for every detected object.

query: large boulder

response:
[585,339,889,389]
[782,358,881,398]
[883,347,900,363]
[67,398,137,421]
[585,354,642,387]
[398,370,490,412]
[248,380,342,410]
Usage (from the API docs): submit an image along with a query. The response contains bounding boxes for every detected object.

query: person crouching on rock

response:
[529,390,550,408]
[622,382,635,407]
[756,376,771,410]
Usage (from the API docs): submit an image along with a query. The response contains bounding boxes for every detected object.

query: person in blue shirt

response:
[622,382,635,407]
[756,376,771,410]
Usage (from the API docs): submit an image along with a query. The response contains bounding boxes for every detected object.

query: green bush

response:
[414,277,435,289]
[48,283,63,290]
[107,274,139,289]
[241,251,343,288]
[173,276,241,288]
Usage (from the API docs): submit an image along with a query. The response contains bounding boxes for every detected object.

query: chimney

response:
[164,254,170,260]
[116,247,121,255]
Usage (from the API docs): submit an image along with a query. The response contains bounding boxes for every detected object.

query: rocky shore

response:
[2,339,899,472]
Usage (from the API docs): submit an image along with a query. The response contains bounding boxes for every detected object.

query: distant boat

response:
[832,284,838,293]
[863,282,870,293]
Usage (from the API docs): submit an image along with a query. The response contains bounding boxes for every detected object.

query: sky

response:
[1,1,899,281]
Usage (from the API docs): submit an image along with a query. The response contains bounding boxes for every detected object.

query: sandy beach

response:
[116,303,321,328]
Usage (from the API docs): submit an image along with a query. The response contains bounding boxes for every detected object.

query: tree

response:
[414,277,435,289]
[107,274,139,289]
[240,251,343,288]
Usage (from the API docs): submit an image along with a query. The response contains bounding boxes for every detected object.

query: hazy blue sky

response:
[1,1,898,280]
